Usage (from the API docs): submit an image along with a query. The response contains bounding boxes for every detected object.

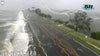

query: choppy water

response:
[0,10,29,56]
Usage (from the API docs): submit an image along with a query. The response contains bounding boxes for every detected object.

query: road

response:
[27,13,98,56]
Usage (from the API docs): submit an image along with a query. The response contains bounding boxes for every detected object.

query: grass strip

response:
[46,19,100,54]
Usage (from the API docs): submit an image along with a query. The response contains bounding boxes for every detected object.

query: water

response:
[0,10,29,56]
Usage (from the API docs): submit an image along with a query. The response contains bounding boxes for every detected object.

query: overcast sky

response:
[0,0,99,15]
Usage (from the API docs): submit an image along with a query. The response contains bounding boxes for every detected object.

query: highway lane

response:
[36,18,98,56]
[28,13,98,56]
[29,20,69,56]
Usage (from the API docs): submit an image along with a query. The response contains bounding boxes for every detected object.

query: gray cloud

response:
[0,0,99,12]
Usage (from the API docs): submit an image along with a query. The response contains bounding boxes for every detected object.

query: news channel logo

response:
[83,4,94,10]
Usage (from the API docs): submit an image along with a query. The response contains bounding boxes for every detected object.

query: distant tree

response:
[47,15,52,19]
[35,8,52,19]
[55,19,64,24]
[64,21,69,26]
[43,14,47,18]
[69,10,92,35]
[35,8,41,15]
[40,13,44,16]
[65,21,69,24]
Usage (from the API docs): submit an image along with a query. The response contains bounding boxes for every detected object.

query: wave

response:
[0,11,29,56]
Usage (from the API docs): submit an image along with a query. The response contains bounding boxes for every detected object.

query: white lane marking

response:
[86,42,100,50]
[28,23,48,56]
[72,39,99,56]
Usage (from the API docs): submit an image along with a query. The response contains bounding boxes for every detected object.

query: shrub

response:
[54,19,64,24]
[91,32,100,40]
[66,25,74,29]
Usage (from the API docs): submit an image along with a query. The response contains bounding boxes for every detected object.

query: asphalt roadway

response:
[27,13,98,56]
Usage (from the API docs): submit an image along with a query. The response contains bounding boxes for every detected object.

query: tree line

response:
[35,8,52,19]
[33,8,99,40]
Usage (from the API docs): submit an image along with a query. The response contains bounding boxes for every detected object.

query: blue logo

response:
[83,4,94,10]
